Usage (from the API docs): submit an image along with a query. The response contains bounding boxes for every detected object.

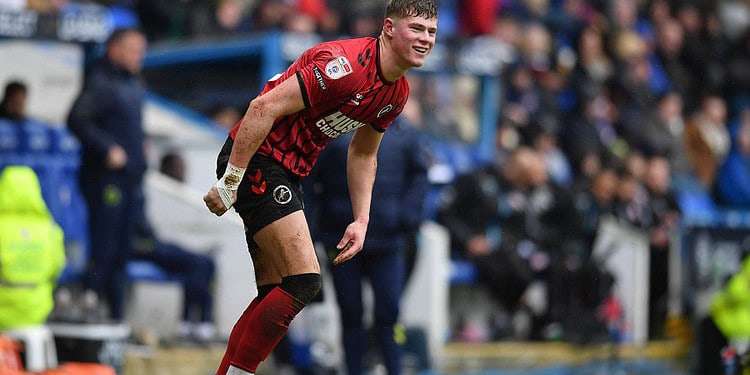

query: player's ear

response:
[383,17,395,38]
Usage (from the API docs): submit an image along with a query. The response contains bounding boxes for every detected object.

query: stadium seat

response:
[677,190,718,225]
[125,261,179,283]
[449,259,478,285]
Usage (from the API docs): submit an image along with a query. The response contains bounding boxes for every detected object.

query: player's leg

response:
[217,238,283,375]
[227,211,321,374]
[330,249,366,375]
[367,247,406,375]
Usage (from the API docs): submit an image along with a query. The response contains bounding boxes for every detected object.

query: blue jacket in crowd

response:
[308,121,430,250]
[67,59,146,178]
[717,120,750,207]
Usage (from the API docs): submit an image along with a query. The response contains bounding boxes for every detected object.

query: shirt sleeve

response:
[296,45,359,110]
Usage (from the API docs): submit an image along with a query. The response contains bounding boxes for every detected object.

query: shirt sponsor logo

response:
[315,111,367,138]
[325,56,353,80]
[377,104,394,118]
[312,66,327,90]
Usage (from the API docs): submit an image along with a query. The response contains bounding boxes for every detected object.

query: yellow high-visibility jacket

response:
[0,166,65,330]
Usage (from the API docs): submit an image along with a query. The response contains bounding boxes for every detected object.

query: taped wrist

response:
[216,162,245,209]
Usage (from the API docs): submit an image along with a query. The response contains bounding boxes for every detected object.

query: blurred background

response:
[0,0,749,374]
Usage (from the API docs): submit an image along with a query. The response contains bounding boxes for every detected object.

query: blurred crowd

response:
[3,0,750,350]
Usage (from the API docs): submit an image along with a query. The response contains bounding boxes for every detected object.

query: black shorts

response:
[216,138,304,240]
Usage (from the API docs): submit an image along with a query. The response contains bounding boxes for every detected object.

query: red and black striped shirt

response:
[228,37,410,177]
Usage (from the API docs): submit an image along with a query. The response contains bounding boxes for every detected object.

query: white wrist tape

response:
[215,162,245,209]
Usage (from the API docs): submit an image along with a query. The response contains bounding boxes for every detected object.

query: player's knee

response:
[280,273,321,305]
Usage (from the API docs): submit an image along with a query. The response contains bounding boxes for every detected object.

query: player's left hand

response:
[333,220,367,265]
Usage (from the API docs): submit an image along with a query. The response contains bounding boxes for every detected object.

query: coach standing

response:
[67,28,147,321]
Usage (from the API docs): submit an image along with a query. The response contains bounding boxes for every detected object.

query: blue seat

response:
[450,259,478,285]
[0,120,20,151]
[18,120,53,154]
[677,189,718,226]
[126,261,179,283]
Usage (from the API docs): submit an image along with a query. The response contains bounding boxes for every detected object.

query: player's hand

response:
[203,185,236,216]
[333,220,367,265]
[106,145,127,170]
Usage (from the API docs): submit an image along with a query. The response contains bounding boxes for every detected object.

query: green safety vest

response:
[0,166,65,331]
[712,257,750,340]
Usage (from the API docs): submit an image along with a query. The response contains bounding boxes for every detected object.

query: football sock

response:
[216,284,278,375]
[229,273,321,372]
[226,365,253,375]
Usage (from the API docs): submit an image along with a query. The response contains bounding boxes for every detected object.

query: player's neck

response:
[378,36,408,82]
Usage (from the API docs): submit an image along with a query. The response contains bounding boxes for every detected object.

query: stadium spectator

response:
[0,166,65,330]
[574,168,618,254]
[644,156,680,338]
[653,19,692,101]
[716,109,750,207]
[529,123,572,187]
[130,197,217,342]
[0,81,27,122]
[633,91,691,173]
[562,91,619,174]
[159,149,187,182]
[685,94,730,188]
[67,28,147,321]
[613,167,651,229]
[571,27,613,102]
[309,119,429,375]
[440,148,582,338]
[624,151,647,181]
[159,149,219,340]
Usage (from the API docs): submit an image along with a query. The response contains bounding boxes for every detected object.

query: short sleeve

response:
[296,45,358,109]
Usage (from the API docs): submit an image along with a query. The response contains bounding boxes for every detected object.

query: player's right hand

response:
[203,184,235,216]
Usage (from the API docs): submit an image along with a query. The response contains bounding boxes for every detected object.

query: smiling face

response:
[385,15,437,68]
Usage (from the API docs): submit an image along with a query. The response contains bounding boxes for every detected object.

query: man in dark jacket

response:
[308,120,429,375]
[67,28,147,320]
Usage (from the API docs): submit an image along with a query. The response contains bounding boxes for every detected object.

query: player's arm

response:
[203,76,306,216]
[333,125,384,265]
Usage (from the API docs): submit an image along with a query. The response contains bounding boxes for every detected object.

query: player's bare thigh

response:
[252,210,320,277]
[249,245,283,285]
